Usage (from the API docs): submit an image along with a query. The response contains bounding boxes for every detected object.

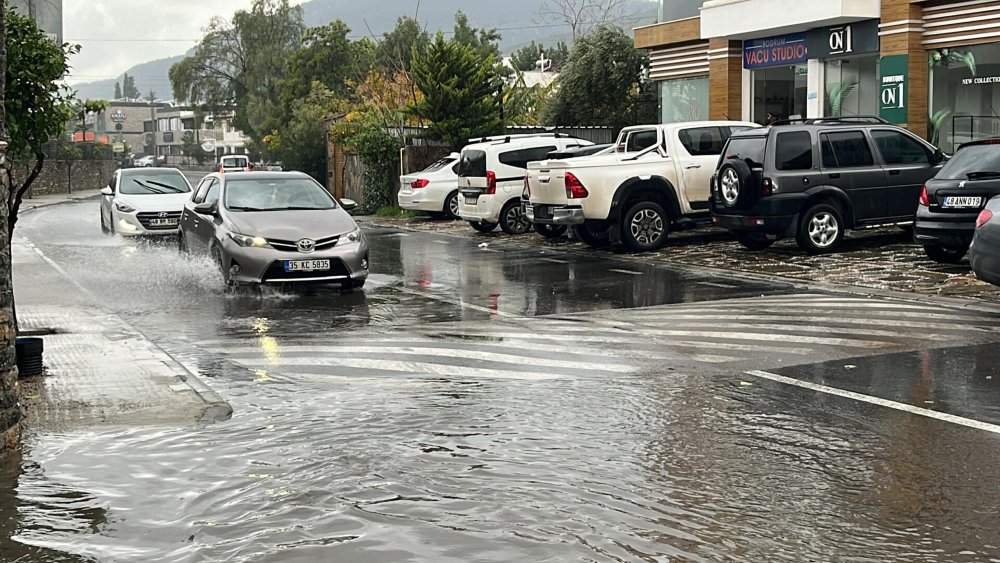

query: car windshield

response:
[937,145,1000,180]
[224,178,336,211]
[119,171,191,195]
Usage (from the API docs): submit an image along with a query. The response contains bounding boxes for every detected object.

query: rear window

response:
[221,156,249,168]
[775,131,814,171]
[938,145,1000,180]
[498,146,557,169]
[458,150,487,178]
[420,157,458,174]
[722,137,766,168]
[678,127,725,156]
[623,129,659,152]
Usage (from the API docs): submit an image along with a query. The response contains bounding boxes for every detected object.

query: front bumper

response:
[914,207,976,248]
[112,208,180,237]
[525,203,585,225]
[221,237,370,284]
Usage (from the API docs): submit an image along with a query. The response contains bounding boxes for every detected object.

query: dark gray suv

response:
[710,117,945,254]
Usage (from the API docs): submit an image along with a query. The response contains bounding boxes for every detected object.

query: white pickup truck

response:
[525,121,760,251]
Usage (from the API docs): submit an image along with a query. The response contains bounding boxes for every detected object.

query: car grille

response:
[260,257,351,282]
[267,234,341,252]
[136,211,182,230]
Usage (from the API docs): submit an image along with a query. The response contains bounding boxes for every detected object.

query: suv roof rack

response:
[771,116,890,126]
[467,132,580,144]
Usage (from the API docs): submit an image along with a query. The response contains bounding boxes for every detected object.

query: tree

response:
[265,82,339,183]
[451,11,501,60]
[280,20,371,109]
[75,99,109,141]
[377,16,430,73]
[543,26,654,130]
[114,81,121,99]
[0,0,15,455]
[410,33,505,150]
[170,0,305,145]
[538,0,638,40]
[511,41,570,72]
[122,72,140,100]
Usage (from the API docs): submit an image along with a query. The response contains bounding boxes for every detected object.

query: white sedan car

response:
[100,168,193,236]
[398,153,460,218]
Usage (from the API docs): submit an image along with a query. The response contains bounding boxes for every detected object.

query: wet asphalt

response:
[4,198,1000,562]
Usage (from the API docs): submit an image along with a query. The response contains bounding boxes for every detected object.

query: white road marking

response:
[697,282,737,289]
[746,370,1000,435]
[609,269,643,275]
[390,285,521,318]
[542,258,569,264]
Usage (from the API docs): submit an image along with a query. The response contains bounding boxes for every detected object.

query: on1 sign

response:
[879,55,909,124]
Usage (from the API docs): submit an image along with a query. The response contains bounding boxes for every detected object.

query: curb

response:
[359,218,1000,315]
[21,192,102,211]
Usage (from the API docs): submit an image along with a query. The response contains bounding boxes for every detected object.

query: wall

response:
[14,159,117,198]
[658,0,703,22]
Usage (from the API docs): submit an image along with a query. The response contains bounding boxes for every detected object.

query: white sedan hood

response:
[116,192,191,212]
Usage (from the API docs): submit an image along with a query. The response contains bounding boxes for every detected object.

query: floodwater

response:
[3,200,1000,562]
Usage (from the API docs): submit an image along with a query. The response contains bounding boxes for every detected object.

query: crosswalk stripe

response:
[231,357,570,379]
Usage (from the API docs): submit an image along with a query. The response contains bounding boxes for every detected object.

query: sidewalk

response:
[12,236,231,432]
[21,188,102,211]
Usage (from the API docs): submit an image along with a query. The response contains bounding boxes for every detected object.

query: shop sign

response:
[743,33,808,69]
[163,131,174,143]
[962,76,1000,85]
[806,19,880,59]
[879,55,909,124]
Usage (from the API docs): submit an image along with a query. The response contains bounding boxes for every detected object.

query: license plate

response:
[284,259,331,272]
[149,218,178,226]
[943,196,983,208]
[465,197,478,205]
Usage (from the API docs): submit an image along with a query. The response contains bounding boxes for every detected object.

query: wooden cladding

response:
[634,17,702,49]
[923,0,1000,47]
[649,42,711,81]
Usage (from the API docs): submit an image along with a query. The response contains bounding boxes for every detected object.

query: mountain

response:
[70,54,186,101]
[70,0,657,100]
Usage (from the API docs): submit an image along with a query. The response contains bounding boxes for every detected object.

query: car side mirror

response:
[933,148,946,164]
[340,198,357,211]
[193,202,217,216]
[100,187,113,196]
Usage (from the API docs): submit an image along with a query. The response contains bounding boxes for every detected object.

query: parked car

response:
[398,153,460,218]
[99,168,193,236]
[178,171,368,289]
[458,133,593,234]
[915,138,1000,263]
[710,117,945,254]
[134,155,158,167]
[970,195,1000,286]
[525,121,759,251]
[218,154,253,173]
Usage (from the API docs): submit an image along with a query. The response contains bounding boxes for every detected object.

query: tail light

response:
[565,172,588,199]
[411,179,430,189]
[919,185,929,207]
[762,178,774,197]
[976,209,993,229]
[522,175,530,199]
[486,170,497,195]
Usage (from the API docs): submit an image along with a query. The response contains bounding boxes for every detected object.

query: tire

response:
[178,232,188,254]
[100,213,110,235]
[469,220,497,233]
[572,222,612,248]
[444,191,460,220]
[796,203,845,254]
[924,244,966,264]
[211,246,235,287]
[717,160,757,209]
[533,223,568,238]
[620,201,670,252]
[736,231,774,251]
[499,199,531,235]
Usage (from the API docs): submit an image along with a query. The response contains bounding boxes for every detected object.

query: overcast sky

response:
[64,0,307,85]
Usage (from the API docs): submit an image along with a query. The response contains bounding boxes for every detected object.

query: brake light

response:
[919,185,929,207]
[486,170,497,195]
[565,172,588,199]
[976,209,993,229]
[523,175,530,198]
[411,178,430,189]
[762,178,774,197]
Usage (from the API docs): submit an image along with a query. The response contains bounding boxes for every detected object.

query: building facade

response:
[9,0,62,43]
[637,0,1000,153]
[142,108,249,165]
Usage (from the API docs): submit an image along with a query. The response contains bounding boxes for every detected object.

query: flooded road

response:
[5,200,1000,562]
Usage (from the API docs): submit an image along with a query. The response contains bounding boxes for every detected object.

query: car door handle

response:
[685,164,701,170]
[889,169,901,175]
[829,173,841,179]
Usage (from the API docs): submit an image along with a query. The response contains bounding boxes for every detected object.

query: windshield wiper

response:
[132,179,167,194]
[145,180,188,193]
[228,206,267,212]
[967,171,1000,180]
[268,206,328,211]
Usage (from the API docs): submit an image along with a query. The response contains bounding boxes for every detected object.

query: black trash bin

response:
[15,337,44,377]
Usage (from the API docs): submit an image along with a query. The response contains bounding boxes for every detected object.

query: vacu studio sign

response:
[743,33,808,69]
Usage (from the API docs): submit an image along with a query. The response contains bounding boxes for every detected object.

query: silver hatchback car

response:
[178,172,369,288]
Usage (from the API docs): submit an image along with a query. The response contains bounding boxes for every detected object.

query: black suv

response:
[914,138,1000,263]
[710,117,945,254]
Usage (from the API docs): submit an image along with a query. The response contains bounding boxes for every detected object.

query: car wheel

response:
[211,246,235,287]
[796,203,845,254]
[469,220,497,233]
[572,222,612,248]
[100,212,110,235]
[717,160,756,209]
[178,232,188,254]
[621,201,669,252]
[444,191,460,219]
[736,231,774,251]
[924,244,967,264]
[533,223,568,238]
[499,199,531,235]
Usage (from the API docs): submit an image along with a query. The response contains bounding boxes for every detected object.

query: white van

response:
[457,133,592,234]
[218,154,252,174]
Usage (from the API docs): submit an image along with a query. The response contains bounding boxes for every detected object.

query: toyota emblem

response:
[297,239,316,253]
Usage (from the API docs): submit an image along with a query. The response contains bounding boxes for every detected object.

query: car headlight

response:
[346,227,363,242]
[115,201,135,213]
[227,232,270,248]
